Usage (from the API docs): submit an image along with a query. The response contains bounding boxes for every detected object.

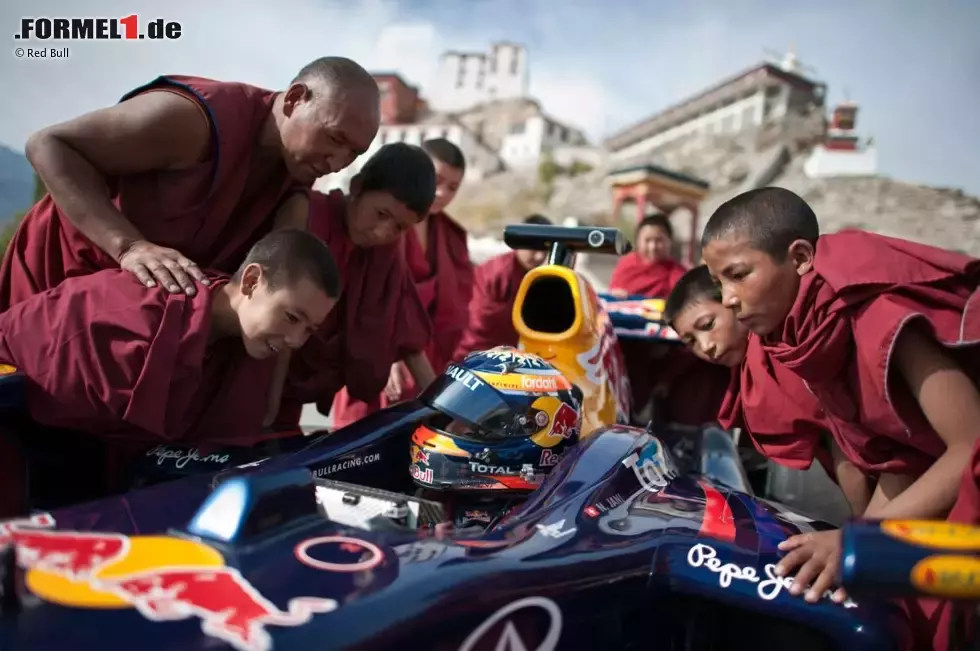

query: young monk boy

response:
[0,228,340,516]
[329,139,473,428]
[454,214,553,359]
[700,186,980,611]
[665,265,872,515]
[1,57,378,308]
[610,213,688,298]
[270,143,438,430]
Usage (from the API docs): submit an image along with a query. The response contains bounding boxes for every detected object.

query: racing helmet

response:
[410,347,583,493]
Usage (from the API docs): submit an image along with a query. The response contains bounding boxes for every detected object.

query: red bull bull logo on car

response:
[5,526,337,651]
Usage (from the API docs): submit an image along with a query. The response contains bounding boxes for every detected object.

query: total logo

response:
[469,462,517,475]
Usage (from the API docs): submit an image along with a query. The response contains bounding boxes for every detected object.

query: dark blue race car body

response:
[1,401,910,650]
[0,226,912,650]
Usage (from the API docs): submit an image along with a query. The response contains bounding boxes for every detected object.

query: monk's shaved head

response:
[358,143,436,217]
[701,187,819,261]
[422,138,466,174]
[291,56,380,99]
[237,228,340,298]
[665,265,721,325]
[278,57,380,184]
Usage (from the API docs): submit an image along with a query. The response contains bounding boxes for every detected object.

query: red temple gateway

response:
[607,163,710,265]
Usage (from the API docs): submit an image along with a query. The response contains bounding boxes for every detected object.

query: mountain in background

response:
[0,144,35,225]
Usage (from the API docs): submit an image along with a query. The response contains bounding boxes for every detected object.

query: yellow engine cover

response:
[512,265,631,438]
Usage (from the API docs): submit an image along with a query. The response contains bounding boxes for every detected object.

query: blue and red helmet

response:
[410,347,582,493]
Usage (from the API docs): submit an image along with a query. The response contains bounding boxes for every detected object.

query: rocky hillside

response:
[451,111,980,256]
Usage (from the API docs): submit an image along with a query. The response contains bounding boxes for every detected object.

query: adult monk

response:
[454,214,552,359]
[609,213,687,298]
[270,143,438,431]
[328,139,473,428]
[0,228,340,517]
[700,187,980,640]
[665,265,871,515]
[0,56,378,310]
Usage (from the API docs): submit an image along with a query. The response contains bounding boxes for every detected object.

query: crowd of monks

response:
[0,54,978,649]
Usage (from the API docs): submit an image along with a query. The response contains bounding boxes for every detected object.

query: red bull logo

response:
[530,396,580,449]
[410,445,430,465]
[7,526,337,651]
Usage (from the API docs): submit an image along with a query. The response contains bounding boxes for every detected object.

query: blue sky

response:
[2,0,978,194]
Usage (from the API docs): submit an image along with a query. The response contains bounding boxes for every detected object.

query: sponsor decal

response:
[623,439,677,493]
[0,363,17,375]
[394,541,451,565]
[312,452,381,478]
[539,449,562,467]
[446,364,485,392]
[294,536,383,573]
[0,512,55,544]
[911,555,980,599]
[9,527,335,651]
[881,520,980,551]
[474,371,572,394]
[469,462,517,475]
[686,543,858,608]
[576,313,631,420]
[458,596,563,651]
[535,519,576,539]
[146,445,231,470]
[410,465,434,483]
[410,445,430,465]
[586,494,625,517]
[530,397,579,449]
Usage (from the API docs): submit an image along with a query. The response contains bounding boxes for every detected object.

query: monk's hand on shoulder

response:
[118,239,209,295]
[776,529,849,605]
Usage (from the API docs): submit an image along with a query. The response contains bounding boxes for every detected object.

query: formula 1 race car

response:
[0,226,912,650]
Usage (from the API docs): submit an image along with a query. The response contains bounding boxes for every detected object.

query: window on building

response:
[510,52,518,75]
[742,105,755,128]
[721,115,735,133]
[379,131,388,145]
[509,121,526,135]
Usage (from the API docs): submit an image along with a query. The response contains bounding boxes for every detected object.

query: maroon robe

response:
[274,190,432,430]
[717,337,835,472]
[609,252,687,297]
[755,229,980,477]
[0,270,273,441]
[454,252,529,359]
[0,270,276,515]
[739,229,980,651]
[0,75,298,311]
[330,212,472,427]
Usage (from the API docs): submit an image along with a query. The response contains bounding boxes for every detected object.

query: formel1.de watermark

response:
[14,15,182,41]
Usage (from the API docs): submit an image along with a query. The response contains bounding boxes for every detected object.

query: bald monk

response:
[700,187,980,616]
[0,229,339,516]
[453,214,552,359]
[609,213,687,298]
[665,265,872,515]
[0,56,378,310]
[329,139,474,427]
[269,143,438,430]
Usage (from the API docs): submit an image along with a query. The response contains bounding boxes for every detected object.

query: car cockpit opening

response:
[521,275,577,334]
